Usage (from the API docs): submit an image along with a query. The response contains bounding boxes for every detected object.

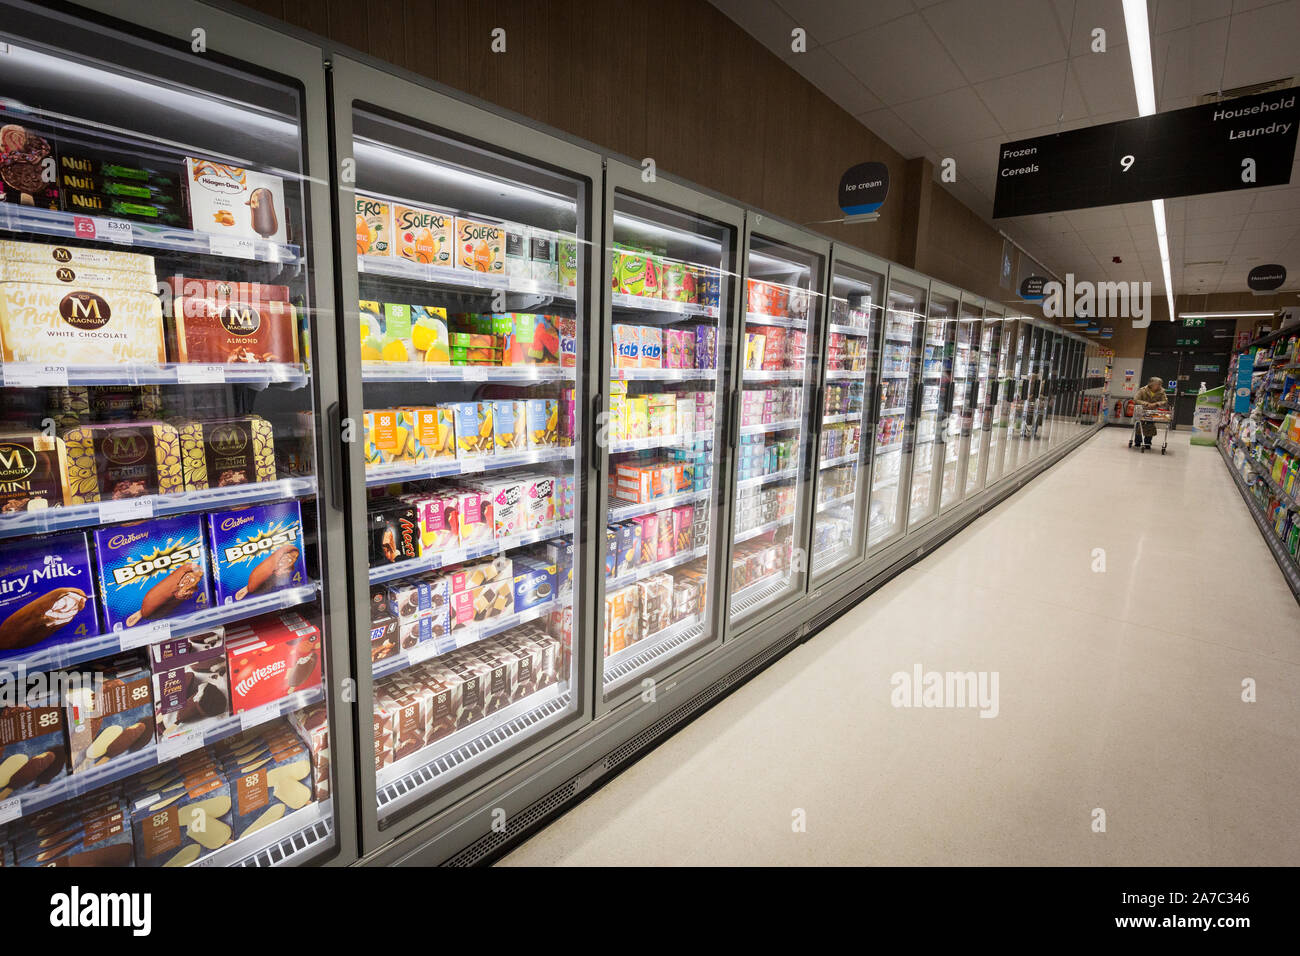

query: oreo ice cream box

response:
[0,531,100,664]
[206,501,307,605]
[94,516,210,631]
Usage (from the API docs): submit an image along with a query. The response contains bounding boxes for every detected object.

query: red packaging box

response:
[225,613,322,712]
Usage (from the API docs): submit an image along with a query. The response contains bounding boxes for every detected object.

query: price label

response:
[440,548,466,566]
[410,642,440,664]
[0,796,20,824]
[119,620,169,650]
[4,364,68,388]
[99,497,154,524]
[156,729,204,763]
[176,364,225,384]
[94,218,134,245]
[356,256,365,274]
[209,235,256,260]
[460,460,484,473]
[240,701,280,731]
[463,368,487,381]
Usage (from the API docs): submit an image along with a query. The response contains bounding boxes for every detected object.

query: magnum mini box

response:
[177,416,277,490]
[0,431,71,513]
[93,515,211,631]
[61,421,184,503]
[206,501,307,605]
[0,531,99,661]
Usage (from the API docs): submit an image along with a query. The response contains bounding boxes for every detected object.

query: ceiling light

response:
[1178,310,1277,319]
[1123,1,1177,321]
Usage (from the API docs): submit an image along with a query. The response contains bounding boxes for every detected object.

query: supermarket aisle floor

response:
[499,430,1300,866]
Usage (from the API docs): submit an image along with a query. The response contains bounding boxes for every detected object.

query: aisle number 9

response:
[1120,155,1135,172]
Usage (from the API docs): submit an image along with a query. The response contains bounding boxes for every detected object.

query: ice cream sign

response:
[838,162,889,219]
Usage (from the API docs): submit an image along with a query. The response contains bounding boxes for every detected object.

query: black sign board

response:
[993,90,1299,218]
[1247,263,1286,291]
[1019,276,1047,301]
[839,162,889,216]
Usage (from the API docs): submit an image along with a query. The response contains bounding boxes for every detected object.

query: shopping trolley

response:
[1128,403,1172,454]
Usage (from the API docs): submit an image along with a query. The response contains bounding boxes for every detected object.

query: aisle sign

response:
[838,162,889,218]
[1234,351,1255,414]
[993,89,1300,218]
[1247,264,1286,292]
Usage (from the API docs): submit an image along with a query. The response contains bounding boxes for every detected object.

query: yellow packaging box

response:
[0,282,165,365]
[394,205,454,266]
[454,217,504,274]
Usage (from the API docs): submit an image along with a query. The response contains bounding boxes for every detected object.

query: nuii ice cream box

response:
[93,515,210,630]
[0,531,100,664]
[206,501,307,605]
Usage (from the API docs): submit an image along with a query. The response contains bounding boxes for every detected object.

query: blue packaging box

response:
[0,531,100,664]
[94,516,210,630]
[206,501,307,605]
[615,522,638,577]
[512,556,556,612]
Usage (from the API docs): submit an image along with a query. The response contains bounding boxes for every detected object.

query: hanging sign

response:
[1018,276,1047,301]
[838,162,889,217]
[1247,264,1286,292]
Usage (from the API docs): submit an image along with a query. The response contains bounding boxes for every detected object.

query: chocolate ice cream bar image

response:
[0,588,87,651]
[236,544,300,599]
[247,187,279,238]
[126,563,202,627]
[285,645,318,689]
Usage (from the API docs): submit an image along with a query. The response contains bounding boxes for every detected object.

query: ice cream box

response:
[224,614,321,712]
[364,410,404,466]
[355,195,392,257]
[450,488,493,548]
[397,406,455,460]
[630,514,658,564]
[475,478,522,539]
[148,628,228,743]
[0,692,69,796]
[206,501,307,605]
[185,157,287,244]
[557,234,579,289]
[0,239,155,276]
[394,204,454,266]
[493,400,526,452]
[451,580,514,632]
[63,653,156,773]
[511,556,556,612]
[403,491,458,554]
[93,516,210,630]
[519,474,556,530]
[0,258,155,294]
[178,416,277,490]
[530,230,558,285]
[0,531,99,665]
[61,421,184,504]
[503,313,560,366]
[0,431,71,513]
[504,223,531,280]
[613,324,641,368]
[638,325,663,368]
[524,398,559,447]
[0,281,165,365]
[169,294,299,365]
[558,315,577,367]
[409,305,451,364]
[450,402,494,458]
[455,217,504,273]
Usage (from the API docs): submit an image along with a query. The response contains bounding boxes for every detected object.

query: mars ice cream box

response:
[206,502,307,605]
[94,515,210,630]
[0,531,100,664]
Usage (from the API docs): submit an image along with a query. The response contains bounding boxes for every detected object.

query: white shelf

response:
[0,477,316,541]
[736,467,797,490]
[613,292,718,317]
[745,311,808,329]
[739,418,800,436]
[369,520,573,584]
[609,431,709,454]
[1,203,301,263]
[609,488,710,522]
[607,545,709,589]
[610,367,717,381]
[819,453,859,470]
[826,368,864,380]
[363,363,573,383]
[828,323,874,336]
[822,412,862,424]
[816,491,857,512]
[879,406,906,417]
[365,446,573,486]
[732,513,794,545]
[360,254,575,300]
[1,362,309,389]
[743,368,804,381]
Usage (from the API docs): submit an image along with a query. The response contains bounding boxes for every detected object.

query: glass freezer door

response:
[987,317,1019,484]
[940,300,981,512]
[964,311,1002,498]
[0,4,343,866]
[602,191,733,697]
[729,235,823,625]
[1006,321,1033,472]
[811,257,884,583]
[868,277,926,549]
[346,106,589,829]
[907,290,955,528]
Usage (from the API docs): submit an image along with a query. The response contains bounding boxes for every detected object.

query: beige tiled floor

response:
[499,429,1300,866]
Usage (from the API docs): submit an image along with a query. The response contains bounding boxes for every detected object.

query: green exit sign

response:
[1183,317,1205,327]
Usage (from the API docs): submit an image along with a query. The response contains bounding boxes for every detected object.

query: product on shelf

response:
[149,627,229,742]
[185,157,287,243]
[129,752,232,866]
[286,702,330,801]
[178,416,277,490]
[0,430,71,513]
[0,530,99,658]
[394,203,454,265]
[455,216,504,273]
[0,121,60,209]
[61,421,185,503]
[93,515,211,630]
[368,499,419,564]
[16,790,133,866]
[217,720,315,838]
[165,277,299,364]
[356,193,391,256]
[207,501,307,604]
[224,612,322,712]
[0,690,69,796]
[63,652,156,773]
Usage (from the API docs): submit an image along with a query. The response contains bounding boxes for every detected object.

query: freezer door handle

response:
[592,392,603,474]
[327,401,346,513]
[728,387,739,451]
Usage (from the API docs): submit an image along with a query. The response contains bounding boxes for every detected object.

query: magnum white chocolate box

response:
[0,282,166,364]
[0,239,157,277]
[0,259,157,294]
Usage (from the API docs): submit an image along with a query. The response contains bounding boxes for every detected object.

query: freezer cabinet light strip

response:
[357,252,578,301]
[732,513,795,545]
[362,363,575,384]
[368,521,574,584]
[0,477,318,540]
[0,686,325,823]
[0,584,320,676]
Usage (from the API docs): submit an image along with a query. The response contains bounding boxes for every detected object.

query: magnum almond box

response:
[164,277,299,365]
[0,431,70,513]
[93,515,210,631]
[178,416,277,490]
[0,282,166,365]
[61,421,184,504]
[206,501,307,605]
[0,531,99,662]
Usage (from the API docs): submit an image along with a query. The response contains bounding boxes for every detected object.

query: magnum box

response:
[93,515,210,630]
[0,281,166,365]
[206,501,307,604]
[61,421,184,503]
[0,431,70,513]
[178,416,277,490]
[0,239,156,276]
[166,278,299,365]
[0,531,99,660]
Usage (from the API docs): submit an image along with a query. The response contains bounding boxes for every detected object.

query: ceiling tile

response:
[1053,0,1129,57]
[773,0,914,47]
[707,0,803,59]
[1252,186,1300,211]
[921,0,1068,83]
[894,85,1002,147]
[829,15,969,104]
[954,135,1007,194]
[1075,225,1135,245]
[1182,213,1248,234]
[1066,206,1131,230]
[1245,207,1300,230]
[973,61,1089,134]
[1183,193,1250,218]
[1222,0,1300,89]
[1154,19,1230,103]
[790,47,883,114]
[856,108,932,159]
[1071,47,1139,116]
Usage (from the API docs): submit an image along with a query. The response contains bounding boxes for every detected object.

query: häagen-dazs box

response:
[185,157,287,244]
